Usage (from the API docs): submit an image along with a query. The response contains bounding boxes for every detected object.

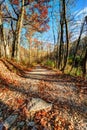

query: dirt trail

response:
[0,61,87,129]
[20,65,87,129]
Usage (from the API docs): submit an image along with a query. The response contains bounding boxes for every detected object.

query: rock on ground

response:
[27,98,52,114]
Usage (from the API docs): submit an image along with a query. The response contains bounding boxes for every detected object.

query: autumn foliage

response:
[10,0,50,32]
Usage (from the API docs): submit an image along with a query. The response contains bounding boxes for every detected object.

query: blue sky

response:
[3,0,87,47]
[37,0,87,44]
[75,0,87,10]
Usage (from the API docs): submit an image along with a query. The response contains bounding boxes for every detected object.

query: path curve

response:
[0,61,87,129]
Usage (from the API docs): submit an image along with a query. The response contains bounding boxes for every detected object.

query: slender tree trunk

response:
[29,42,31,65]
[37,45,39,61]
[82,47,87,77]
[61,0,69,71]
[12,32,16,58]
[0,4,2,57]
[0,4,6,58]
[3,28,10,58]
[51,4,56,66]
[70,18,85,71]
[0,24,4,57]
[14,0,25,61]
[56,36,59,68]
[58,16,64,69]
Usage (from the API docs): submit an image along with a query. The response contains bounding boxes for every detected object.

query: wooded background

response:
[0,0,87,77]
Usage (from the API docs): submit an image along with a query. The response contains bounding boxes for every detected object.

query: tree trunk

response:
[0,4,6,58]
[0,25,5,57]
[58,1,64,69]
[12,32,16,58]
[29,42,31,65]
[71,18,85,70]
[61,0,69,71]
[13,0,25,61]
[51,6,56,66]
[82,48,87,77]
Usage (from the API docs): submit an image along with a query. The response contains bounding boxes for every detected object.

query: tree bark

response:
[13,0,25,61]
[0,4,7,58]
[61,0,69,71]
[58,1,64,69]
[82,48,87,77]
[71,18,85,70]
[12,32,16,58]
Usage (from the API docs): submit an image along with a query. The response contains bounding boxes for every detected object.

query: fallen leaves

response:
[34,109,74,130]
[22,106,29,118]
[16,98,24,104]
[0,59,86,129]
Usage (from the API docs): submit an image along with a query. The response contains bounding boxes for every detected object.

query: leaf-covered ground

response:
[0,59,87,130]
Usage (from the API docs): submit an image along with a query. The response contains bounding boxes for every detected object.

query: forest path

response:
[23,65,87,129]
[25,64,87,106]
[0,60,87,129]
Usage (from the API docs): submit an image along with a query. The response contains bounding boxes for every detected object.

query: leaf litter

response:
[0,59,87,130]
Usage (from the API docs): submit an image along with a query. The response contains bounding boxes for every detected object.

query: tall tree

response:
[0,2,9,58]
[4,0,50,60]
[9,0,25,60]
[61,0,69,71]
[82,48,87,77]
[58,0,64,69]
